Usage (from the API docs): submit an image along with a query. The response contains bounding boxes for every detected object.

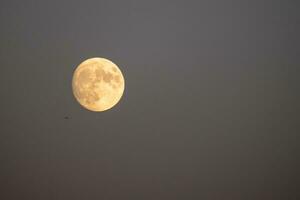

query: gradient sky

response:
[0,0,299,199]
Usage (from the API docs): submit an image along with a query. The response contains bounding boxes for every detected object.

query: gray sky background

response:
[0,0,299,199]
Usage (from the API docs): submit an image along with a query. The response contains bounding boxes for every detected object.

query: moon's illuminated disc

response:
[72,57,125,112]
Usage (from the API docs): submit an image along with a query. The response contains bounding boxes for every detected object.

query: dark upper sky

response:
[0,0,299,199]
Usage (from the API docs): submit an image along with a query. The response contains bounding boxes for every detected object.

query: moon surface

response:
[72,57,125,112]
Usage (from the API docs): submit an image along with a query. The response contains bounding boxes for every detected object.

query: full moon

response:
[72,57,125,112]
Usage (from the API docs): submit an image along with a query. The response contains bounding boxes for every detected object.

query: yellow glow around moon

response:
[72,57,125,112]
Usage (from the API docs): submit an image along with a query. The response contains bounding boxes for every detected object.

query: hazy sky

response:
[0,0,299,199]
